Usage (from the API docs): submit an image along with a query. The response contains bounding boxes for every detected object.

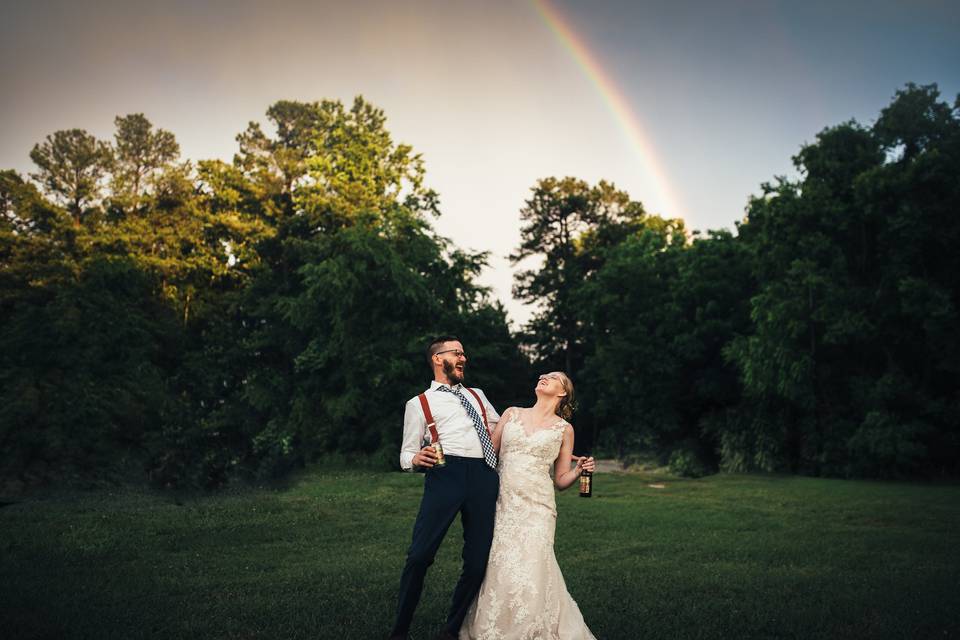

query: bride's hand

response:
[570,455,596,473]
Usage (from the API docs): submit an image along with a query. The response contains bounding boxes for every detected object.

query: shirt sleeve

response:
[477,389,500,425]
[400,398,425,471]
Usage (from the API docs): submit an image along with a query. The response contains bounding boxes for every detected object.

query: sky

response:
[2,0,958,326]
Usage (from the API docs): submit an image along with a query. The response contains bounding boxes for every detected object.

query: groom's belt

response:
[434,454,484,462]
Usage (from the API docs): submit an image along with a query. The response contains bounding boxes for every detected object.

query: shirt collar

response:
[430,380,462,392]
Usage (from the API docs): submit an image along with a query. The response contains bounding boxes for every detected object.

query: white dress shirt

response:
[400,380,501,471]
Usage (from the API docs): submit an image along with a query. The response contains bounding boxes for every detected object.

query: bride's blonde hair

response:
[551,371,576,420]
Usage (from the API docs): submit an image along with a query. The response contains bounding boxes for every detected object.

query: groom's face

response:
[437,341,467,384]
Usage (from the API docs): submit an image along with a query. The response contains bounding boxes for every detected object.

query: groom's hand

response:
[413,445,439,468]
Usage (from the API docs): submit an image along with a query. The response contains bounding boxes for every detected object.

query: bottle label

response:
[579,473,592,496]
[434,441,446,466]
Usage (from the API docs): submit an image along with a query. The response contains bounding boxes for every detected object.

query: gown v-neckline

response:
[513,410,564,437]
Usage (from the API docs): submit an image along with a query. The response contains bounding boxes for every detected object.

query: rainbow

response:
[531,0,686,220]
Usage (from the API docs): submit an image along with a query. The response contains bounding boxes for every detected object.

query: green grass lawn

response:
[2,469,959,639]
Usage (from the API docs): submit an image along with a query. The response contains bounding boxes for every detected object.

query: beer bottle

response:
[579,458,592,497]
[424,434,446,467]
[433,440,446,467]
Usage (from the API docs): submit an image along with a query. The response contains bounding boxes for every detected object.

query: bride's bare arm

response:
[491,407,514,453]
[555,424,591,490]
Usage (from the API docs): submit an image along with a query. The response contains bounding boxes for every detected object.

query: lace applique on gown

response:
[460,411,597,640]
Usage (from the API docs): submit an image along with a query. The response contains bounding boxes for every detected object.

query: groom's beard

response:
[443,360,465,385]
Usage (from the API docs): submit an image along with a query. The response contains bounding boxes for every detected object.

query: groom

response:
[389,336,501,640]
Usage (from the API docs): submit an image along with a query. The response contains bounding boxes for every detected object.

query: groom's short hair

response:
[426,335,460,366]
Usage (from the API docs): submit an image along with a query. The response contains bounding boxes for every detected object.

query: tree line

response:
[520,83,959,479]
[1,84,957,488]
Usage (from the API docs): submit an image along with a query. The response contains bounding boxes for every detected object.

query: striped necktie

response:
[439,386,498,469]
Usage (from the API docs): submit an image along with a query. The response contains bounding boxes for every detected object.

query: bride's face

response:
[535,373,566,398]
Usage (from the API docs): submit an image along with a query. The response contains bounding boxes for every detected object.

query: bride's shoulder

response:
[502,406,520,420]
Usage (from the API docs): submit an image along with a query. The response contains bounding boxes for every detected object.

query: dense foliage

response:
[517,83,959,478]
[1,84,957,487]
[1,98,528,488]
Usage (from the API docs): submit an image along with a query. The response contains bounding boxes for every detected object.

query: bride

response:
[459,372,597,640]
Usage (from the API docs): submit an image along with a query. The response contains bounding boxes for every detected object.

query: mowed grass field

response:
[2,468,959,640]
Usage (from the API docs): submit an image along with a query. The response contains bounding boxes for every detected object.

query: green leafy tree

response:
[235,100,326,220]
[203,97,522,477]
[512,177,645,376]
[1,168,178,484]
[577,223,686,457]
[295,97,439,227]
[109,113,180,215]
[29,129,111,225]
[1,98,526,488]
[728,83,960,476]
[670,230,755,471]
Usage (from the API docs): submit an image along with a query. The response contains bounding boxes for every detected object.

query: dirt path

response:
[595,459,622,473]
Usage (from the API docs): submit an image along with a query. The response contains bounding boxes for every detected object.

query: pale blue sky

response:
[2,0,958,324]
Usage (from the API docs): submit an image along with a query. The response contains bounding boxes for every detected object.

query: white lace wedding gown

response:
[459,411,597,640]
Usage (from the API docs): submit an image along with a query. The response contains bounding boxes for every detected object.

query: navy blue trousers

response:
[392,455,499,636]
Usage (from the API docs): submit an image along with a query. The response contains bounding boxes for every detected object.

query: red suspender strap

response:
[419,389,493,444]
[464,387,493,440]
[417,393,440,443]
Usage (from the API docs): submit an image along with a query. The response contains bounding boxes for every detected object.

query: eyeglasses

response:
[435,349,467,359]
[538,373,566,389]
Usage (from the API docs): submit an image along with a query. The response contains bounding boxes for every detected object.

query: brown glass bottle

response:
[579,468,593,497]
